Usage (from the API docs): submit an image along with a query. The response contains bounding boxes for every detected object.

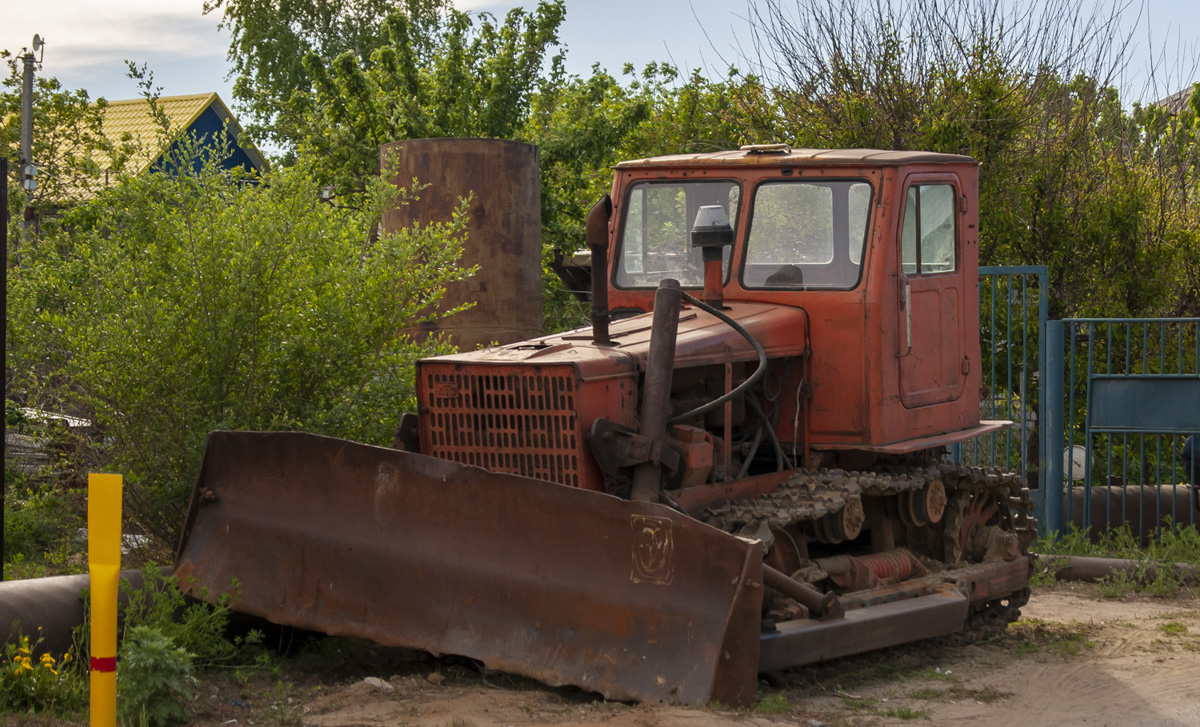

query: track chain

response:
[944,585,1033,645]
[702,462,1035,546]
[700,465,1041,643]
[702,462,1038,635]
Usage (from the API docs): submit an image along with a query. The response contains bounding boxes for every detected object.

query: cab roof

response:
[615,146,977,169]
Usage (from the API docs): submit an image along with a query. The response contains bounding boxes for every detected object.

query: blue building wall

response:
[153,104,265,177]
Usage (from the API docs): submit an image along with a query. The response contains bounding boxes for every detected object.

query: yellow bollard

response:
[88,473,122,727]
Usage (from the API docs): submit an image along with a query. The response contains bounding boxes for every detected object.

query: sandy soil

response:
[188,583,1200,727]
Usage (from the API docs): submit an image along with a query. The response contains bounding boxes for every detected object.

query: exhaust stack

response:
[586,195,613,344]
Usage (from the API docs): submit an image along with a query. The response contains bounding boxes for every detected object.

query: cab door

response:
[896,177,967,408]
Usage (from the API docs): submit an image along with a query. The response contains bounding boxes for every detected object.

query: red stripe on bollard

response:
[90,656,117,672]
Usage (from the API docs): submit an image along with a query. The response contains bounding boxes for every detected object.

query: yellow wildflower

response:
[40,653,55,665]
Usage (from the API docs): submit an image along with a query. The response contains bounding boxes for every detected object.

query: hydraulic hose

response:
[667,291,769,425]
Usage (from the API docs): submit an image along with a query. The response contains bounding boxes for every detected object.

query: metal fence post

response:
[1042,320,1065,537]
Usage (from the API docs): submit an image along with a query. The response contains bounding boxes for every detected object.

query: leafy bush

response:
[3,461,86,578]
[119,569,265,670]
[3,399,90,577]
[117,625,197,727]
[2,479,81,562]
[63,569,268,724]
[7,138,471,548]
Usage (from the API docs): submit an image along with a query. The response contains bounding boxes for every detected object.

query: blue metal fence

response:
[1042,318,1200,540]
[962,266,1049,522]
[968,268,1199,544]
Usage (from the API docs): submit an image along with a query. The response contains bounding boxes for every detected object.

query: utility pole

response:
[19,35,43,240]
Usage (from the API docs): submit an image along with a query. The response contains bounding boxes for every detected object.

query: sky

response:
[3,0,1198,123]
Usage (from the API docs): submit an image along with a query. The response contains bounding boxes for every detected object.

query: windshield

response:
[742,180,873,289]
[615,180,741,288]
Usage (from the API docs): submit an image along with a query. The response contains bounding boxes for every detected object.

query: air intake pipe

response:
[690,205,734,308]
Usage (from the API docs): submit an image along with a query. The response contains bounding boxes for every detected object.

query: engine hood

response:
[425,301,809,380]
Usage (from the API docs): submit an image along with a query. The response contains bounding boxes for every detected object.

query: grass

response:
[834,691,939,720]
[1005,618,1098,659]
[1032,523,1200,598]
[906,685,1010,704]
[838,693,879,713]
[799,649,954,691]
[917,666,958,683]
[880,706,931,719]
[755,693,790,714]
[1034,522,1200,564]
[1160,622,1188,635]
[947,685,1010,704]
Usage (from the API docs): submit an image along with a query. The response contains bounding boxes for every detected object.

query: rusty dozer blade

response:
[175,431,764,705]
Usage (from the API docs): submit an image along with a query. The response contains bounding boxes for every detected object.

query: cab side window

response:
[901,184,956,275]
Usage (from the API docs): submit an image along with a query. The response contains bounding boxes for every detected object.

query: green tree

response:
[738,0,1200,318]
[212,0,588,330]
[285,0,565,198]
[0,51,111,228]
[209,0,565,175]
[205,0,424,152]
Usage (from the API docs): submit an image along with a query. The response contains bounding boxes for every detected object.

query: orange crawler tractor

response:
[176,146,1036,706]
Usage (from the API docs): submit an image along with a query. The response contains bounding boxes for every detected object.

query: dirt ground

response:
[184,583,1200,727]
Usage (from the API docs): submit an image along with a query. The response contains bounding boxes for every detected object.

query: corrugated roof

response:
[63,92,267,200]
[100,92,269,174]
[616,146,977,168]
[101,93,217,173]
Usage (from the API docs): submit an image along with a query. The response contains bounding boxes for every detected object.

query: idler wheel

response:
[822,497,864,543]
[916,478,947,525]
[810,500,859,544]
[902,490,927,527]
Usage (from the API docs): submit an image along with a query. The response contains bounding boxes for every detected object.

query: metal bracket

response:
[589,418,682,498]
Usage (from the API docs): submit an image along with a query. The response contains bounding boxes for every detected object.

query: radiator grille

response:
[424,369,582,487]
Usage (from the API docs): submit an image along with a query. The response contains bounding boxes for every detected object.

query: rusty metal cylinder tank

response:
[381,138,542,349]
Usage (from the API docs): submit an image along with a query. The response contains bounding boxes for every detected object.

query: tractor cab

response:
[600,145,1000,456]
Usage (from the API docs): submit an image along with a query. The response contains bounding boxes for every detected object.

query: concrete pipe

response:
[0,569,159,656]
